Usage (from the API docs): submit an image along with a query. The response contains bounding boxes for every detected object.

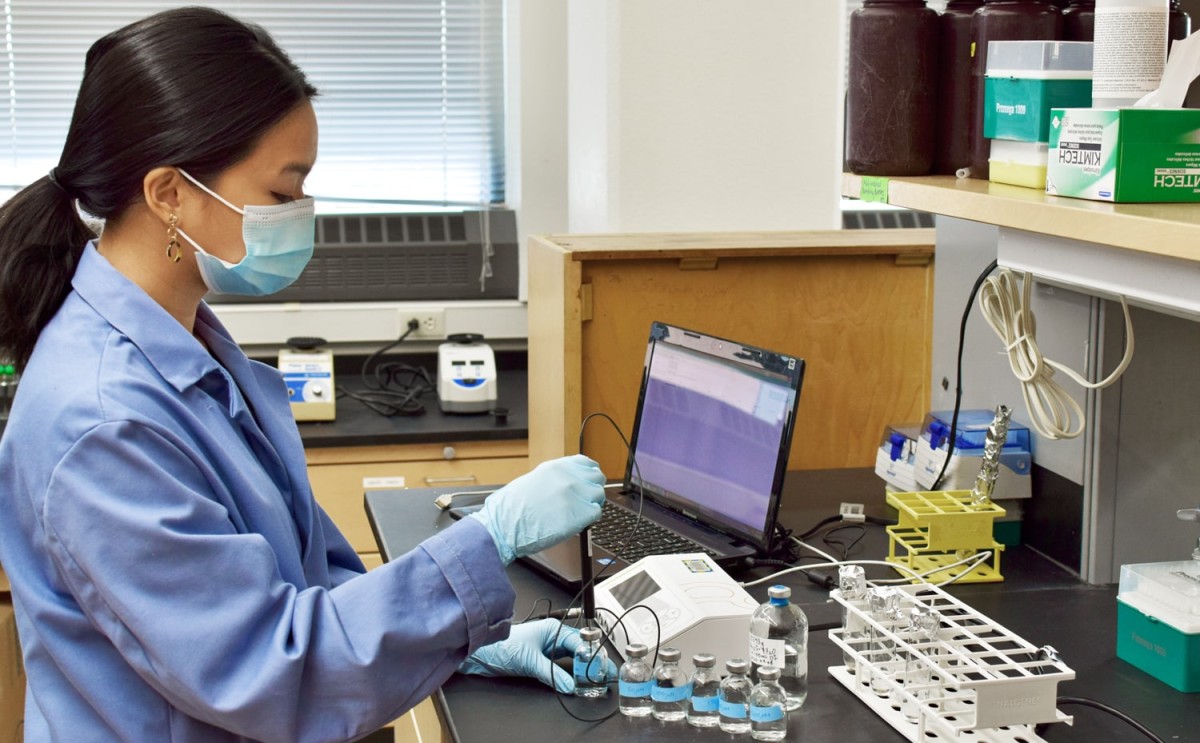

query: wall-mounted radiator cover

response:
[208,209,518,304]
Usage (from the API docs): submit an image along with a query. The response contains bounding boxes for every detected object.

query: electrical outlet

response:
[398,308,445,338]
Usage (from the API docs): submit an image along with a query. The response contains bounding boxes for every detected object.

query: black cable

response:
[822,524,866,561]
[1054,697,1165,743]
[338,323,437,417]
[545,412,648,719]
[519,598,551,624]
[931,258,999,491]
[552,604,662,723]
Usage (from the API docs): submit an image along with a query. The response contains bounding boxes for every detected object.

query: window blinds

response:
[0,0,505,206]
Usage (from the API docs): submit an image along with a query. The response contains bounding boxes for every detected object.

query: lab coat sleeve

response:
[41,420,515,743]
[314,504,369,589]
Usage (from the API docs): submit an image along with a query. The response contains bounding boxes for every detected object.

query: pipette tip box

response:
[1116,560,1200,692]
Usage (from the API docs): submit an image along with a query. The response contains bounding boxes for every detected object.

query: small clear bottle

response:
[687,653,721,728]
[838,565,868,672]
[572,626,609,698]
[749,666,788,741]
[650,647,690,721]
[618,643,653,717]
[748,585,808,710]
[718,659,753,735]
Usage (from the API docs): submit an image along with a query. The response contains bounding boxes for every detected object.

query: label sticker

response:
[859,176,890,204]
[363,477,406,489]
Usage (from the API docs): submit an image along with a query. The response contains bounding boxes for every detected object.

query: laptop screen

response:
[624,322,804,552]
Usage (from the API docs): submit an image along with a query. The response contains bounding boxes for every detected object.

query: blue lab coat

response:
[0,243,515,742]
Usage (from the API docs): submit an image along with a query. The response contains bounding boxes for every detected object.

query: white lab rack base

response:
[827,582,1075,742]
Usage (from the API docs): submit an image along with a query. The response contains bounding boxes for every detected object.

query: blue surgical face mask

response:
[176,168,315,296]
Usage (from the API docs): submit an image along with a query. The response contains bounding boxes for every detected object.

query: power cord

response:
[932,258,998,491]
[337,321,436,416]
[978,268,1134,440]
[1049,696,1165,743]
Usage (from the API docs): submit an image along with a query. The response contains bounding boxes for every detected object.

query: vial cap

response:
[757,666,782,681]
[658,647,681,663]
[579,627,602,642]
[768,585,792,601]
[625,643,648,658]
[726,658,749,674]
[692,653,716,668]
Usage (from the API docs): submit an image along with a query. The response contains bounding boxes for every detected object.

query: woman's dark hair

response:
[0,6,317,368]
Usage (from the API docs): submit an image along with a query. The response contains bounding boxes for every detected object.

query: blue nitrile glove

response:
[458,618,619,693]
[469,454,606,564]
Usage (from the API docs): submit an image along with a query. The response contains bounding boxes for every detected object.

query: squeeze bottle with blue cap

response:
[650,647,690,721]
[618,643,652,717]
[749,585,808,710]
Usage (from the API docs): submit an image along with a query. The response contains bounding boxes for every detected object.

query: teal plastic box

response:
[984,40,1093,143]
[1116,561,1200,692]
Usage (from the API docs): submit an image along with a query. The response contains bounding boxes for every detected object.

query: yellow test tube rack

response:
[886,490,1006,584]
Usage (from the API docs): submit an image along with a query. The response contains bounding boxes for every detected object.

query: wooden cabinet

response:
[527,230,937,476]
[306,439,528,565]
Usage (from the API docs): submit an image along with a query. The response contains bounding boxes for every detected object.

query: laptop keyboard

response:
[590,501,718,562]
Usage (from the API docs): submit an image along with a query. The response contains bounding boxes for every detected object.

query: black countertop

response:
[295,369,527,449]
[366,468,1199,743]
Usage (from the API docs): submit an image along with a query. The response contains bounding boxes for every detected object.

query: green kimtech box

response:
[1116,561,1200,693]
[1047,107,1200,203]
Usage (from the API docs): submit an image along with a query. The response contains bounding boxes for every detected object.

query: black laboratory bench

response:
[366,468,1199,743]
[290,350,528,448]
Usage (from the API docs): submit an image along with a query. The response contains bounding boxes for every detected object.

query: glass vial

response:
[935,0,986,174]
[845,0,940,176]
[749,666,788,742]
[866,586,902,697]
[718,659,753,735]
[618,643,653,717]
[650,647,690,721]
[838,565,868,671]
[572,626,608,698]
[902,606,943,724]
[687,653,721,728]
[748,585,808,711]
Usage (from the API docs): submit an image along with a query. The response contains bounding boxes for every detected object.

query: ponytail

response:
[0,176,96,369]
[0,6,314,371]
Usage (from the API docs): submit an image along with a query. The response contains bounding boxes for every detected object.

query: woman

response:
[0,8,609,742]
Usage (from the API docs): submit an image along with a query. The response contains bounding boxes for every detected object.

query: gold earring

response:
[165,214,181,263]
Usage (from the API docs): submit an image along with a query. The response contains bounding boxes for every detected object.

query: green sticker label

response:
[859,176,890,204]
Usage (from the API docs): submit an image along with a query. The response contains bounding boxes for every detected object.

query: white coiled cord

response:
[977,269,1134,440]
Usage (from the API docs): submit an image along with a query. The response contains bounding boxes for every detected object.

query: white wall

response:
[511,1,844,240]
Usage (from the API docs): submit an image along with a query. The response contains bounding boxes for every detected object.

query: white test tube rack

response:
[827,583,1075,743]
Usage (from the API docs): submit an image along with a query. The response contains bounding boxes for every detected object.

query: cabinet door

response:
[309,455,529,555]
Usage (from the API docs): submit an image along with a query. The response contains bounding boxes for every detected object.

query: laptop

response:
[453,321,804,587]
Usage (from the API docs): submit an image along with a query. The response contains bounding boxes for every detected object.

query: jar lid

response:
[692,653,716,668]
[579,626,602,642]
[625,643,648,658]
[658,647,681,663]
[726,658,749,673]
[757,666,782,681]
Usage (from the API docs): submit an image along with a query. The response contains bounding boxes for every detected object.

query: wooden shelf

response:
[842,174,1200,262]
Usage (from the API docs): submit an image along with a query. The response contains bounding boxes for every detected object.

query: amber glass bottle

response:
[935,0,985,174]
[846,0,939,176]
[1063,0,1095,41]
[967,0,1062,179]
[1170,0,1192,50]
